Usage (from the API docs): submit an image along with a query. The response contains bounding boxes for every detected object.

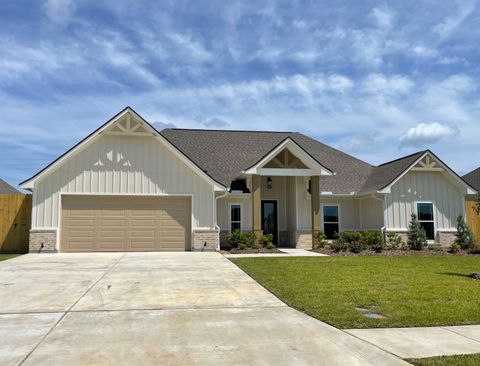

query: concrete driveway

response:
[0,253,407,365]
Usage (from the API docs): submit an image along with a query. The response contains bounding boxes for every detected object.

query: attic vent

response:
[230,179,250,193]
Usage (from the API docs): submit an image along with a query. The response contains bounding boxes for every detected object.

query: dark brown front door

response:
[261,200,278,244]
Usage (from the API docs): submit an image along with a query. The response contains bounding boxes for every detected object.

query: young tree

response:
[408,213,427,250]
[455,215,475,249]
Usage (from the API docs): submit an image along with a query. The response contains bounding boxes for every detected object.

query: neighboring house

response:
[0,178,20,194]
[463,167,480,201]
[20,107,477,253]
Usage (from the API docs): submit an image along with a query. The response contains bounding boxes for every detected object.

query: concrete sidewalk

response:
[346,325,480,359]
[223,248,328,258]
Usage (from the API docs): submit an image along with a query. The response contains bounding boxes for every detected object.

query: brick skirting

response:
[193,229,220,251]
[29,230,57,253]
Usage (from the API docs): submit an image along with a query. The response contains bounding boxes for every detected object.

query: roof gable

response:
[20,107,226,190]
[360,150,477,195]
[161,129,373,191]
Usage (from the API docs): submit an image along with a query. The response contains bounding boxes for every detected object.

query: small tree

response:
[455,215,475,249]
[408,213,427,250]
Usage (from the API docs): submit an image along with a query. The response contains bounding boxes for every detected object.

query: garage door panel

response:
[61,195,191,252]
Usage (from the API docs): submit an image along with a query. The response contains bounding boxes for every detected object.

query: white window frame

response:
[229,203,242,233]
[321,203,341,239]
[415,201,436,242]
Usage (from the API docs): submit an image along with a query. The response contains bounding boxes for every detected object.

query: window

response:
[417,203,435,240]
[323,205,339,239]
[230,204,241,232]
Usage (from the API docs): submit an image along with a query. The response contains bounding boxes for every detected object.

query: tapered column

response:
[252,175,262,236]
[311,175,320,248]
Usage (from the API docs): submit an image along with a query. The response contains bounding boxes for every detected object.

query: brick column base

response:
[193,229,220,251]
[29,230,57,253]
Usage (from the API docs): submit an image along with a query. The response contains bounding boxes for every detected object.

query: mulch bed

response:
[221,248,285,254]
[312,248,476,256]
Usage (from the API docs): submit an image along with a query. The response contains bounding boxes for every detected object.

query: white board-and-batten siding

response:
[32,134,215,229]
[385,171,464,230]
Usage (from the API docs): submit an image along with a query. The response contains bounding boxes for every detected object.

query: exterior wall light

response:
[267,177,273,189]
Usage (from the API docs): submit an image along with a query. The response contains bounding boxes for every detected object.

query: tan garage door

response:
[61,195,191,252]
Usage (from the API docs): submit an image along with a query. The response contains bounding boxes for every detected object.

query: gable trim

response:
[379,150,477,195]
[20,107,226,191]
[242,138,333,176]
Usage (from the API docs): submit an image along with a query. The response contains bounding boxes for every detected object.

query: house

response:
[20,107,477,252]
[463,167,480,200]
[0,178,20,194]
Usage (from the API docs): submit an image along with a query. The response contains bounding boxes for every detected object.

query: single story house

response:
[20,107,477,252]
[0,178,21,194]
[463,167,480,201]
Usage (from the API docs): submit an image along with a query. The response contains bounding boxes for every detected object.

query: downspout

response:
[214,188,229,251]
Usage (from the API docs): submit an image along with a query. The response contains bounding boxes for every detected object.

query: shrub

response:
[338,231,362,244]
[266,242,275,250]
[455,215,475,250]
[364,231,384,252]
[330,241,348,252]
[470,243,480,254]
[408,214,427,250]
[244,231,258,248]
[450,243,461,253]
[349,240,368,253]
[238,242,247,250]
[259,233,274,248]
[313,231,328,249]
[386,232,402,250]
[227,230,243,248]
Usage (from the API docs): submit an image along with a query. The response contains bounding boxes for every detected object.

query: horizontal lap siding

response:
[33,134,214,229]
[385,171,464,230]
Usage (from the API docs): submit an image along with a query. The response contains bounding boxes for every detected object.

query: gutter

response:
[214,188,229,251]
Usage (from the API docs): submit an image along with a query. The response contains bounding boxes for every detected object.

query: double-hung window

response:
[323,205,339,239]
[230,204,242,232]
[417,202,435,240]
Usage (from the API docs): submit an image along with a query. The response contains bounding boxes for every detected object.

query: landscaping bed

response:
[221,247,284,254]
[312,247,474,256]
[231,256,480,329]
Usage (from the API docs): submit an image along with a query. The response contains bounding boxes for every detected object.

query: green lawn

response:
[231,256,480,328]
[0,254,20,262]
[407,354,480,366]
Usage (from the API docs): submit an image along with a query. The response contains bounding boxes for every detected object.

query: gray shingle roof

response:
[0,178,20,194]
[463,167,480,191]
[358,151,426,194]
[161,129,374,193]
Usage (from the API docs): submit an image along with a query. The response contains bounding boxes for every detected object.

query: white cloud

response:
[400,122,459,147]
[362,74,415,95]
[152,121,176,130]
[411,46,439,58]
[432,0,476,37]
[44,0,76,26]
[372,7,394,29]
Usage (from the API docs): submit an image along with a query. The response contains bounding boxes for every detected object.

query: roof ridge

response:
[290,132,375,169]
[162,128,294,133]
[376,150,427,167]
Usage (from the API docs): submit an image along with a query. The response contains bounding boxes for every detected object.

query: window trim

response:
[415,201,436,242]
[321,203,341,239]
[229,202,242,233]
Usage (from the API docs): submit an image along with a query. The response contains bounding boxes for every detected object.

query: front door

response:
[261,200,278,245]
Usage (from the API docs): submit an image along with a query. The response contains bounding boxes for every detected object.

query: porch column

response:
[311,175,320,248]
[252,174,262,236]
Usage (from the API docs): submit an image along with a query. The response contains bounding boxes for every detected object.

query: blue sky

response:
[1,0,480,188]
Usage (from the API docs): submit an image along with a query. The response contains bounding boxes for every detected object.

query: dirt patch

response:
[221,248,285,255]
[468,273,480,280]
[312,248,475,256]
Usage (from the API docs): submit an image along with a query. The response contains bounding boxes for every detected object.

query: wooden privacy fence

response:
[0,194,32,253]
[466,201,480,241]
